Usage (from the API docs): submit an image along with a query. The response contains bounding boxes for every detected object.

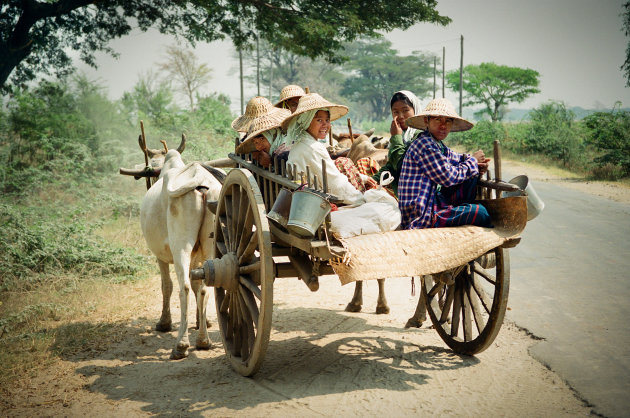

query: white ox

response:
[140,149,223,359]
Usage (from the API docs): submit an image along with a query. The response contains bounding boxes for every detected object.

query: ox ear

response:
[177,134,186,154]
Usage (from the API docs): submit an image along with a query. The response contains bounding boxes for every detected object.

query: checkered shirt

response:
[398,131,479,229]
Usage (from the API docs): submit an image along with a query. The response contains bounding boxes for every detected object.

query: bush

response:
[583,106,630,177]
[449,120,506,153]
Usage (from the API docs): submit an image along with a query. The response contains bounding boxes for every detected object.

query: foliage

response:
[447,62,540,122]
[622,2,630,87]
[583,106,630,177]
[448,120,506,154]
[158,44,212,111]
[1,0,450,90]
[0,202,149,292]
[522,101,585,167]
[342,38,435,120]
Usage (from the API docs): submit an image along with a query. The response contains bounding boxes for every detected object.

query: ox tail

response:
[201,163,226,185]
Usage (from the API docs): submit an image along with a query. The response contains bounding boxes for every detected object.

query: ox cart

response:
[189,140,528,377]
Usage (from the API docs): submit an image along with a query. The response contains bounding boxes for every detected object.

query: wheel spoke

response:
[239,275,262,300]
[216,240,228,256]
[238,233,259,265]
[235,187,248,239]
[474,263,496,285]
[219,215,231,251]
[235,292,251,361]
[462,279,473,341]
[240,284,261,327]
[239,259,260,275]
[472,275,493,314]
[440,285,455,323]
[451,281,462,338]
[236,208,254,257]
[428,281,444,298]
[220,291,231,313]
[466,279,487,334]
[225,194,235,251]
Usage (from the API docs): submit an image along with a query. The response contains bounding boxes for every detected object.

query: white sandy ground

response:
[5,159,627,417]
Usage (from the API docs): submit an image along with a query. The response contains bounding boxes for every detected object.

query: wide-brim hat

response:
[274,85,306,108]
[231,96,275,132]
[405,98,474,132]
[235,108,291,154]
[280,93,348,131]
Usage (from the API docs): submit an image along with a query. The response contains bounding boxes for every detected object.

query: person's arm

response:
[420,141,479,187]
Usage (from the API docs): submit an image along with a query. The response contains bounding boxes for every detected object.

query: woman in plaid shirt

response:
[398,98,492,229]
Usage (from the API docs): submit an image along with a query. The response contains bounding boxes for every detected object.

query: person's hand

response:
[472,149,490,175]
[390,119,403,136]
[478,161,489,175]
[252,151,272,168]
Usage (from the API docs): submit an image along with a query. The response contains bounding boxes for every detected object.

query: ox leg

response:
[192,278,211,350]
[170,251,192,360]
[405,277,427,328]
[375,279,390,314]
[345,281,363,312]
[156,260,173,332]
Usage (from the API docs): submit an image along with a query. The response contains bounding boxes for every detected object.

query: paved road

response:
[503,173,630,418]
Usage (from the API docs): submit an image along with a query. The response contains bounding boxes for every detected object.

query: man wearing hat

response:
[398,98,492,229]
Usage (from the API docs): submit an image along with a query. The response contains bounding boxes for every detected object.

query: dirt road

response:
[7,160,625,417]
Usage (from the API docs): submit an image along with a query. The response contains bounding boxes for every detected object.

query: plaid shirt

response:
[398,131,479,229]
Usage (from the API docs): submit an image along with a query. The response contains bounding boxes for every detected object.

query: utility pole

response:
[256,36,260,96]
[433,56,436,99]
[239,48,244,114]
[442,46,445,98]
[459,35,464,116]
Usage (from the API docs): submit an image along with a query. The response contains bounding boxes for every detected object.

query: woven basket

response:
[236,108,290,154]
[274,85,306,108]
[231,96,275,132]
[406,98,474,132]
[281,93,348,131]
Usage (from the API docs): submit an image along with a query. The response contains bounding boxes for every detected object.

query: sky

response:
[76,0,630,114]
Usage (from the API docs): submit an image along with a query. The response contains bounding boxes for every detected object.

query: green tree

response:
[341,38,435,120]
[1,0,450,90]
[447,62,540,122]
[158,45,212,111]
[583,104,630,176]
[120,71,175,127]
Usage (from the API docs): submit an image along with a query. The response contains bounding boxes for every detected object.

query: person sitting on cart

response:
[371,90,423,198]
[283,93,367,206]
[235,106,291,168]
[398,98,492,229]
[274,85,305,113]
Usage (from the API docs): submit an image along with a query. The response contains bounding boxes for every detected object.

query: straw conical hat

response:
[405,98,474,132]
[280,93,348,131]
[231,96,275,132]
[274,85,306,108]
[235,108,291,154]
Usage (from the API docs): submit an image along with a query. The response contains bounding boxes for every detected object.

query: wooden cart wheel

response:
[213,168,273,376]
[422,247,510,355]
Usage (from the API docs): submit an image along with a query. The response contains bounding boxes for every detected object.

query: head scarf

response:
[284,108,323,146]
[393,90,422,144]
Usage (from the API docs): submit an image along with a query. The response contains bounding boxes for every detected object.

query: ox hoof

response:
[170,344,189,360]
[155,322,173,332]
[376,305,390,315]
[195,339,211,350]
[345,302,362,313]
[404,317,425,329]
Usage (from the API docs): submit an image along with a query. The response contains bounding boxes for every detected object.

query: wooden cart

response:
[192,142,526,376]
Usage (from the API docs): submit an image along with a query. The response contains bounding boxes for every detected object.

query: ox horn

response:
[177,134,186,154]
[160,140,168,152]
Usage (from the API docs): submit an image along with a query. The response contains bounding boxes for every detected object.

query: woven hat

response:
[274,85,306,108]
[280,93,348,131]
[231,96,275,132]
[235,108,291,154]
[406,98,474,132]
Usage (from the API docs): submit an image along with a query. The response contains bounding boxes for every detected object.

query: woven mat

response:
[329,226,518,285]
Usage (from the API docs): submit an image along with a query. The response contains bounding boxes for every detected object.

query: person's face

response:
[252,135,270,152]
[426,116,454,141]
[285,97,300,113]
[391,100,415,130]
[307,110,331,140]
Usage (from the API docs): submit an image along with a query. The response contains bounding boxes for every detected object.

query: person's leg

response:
[440,176,478,206]
[433,202,491,228]
[335,157,365,192]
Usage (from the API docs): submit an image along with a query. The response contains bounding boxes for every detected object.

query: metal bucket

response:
[503,175,545,221]
[267,188,293,228]
[287,190,331,237]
